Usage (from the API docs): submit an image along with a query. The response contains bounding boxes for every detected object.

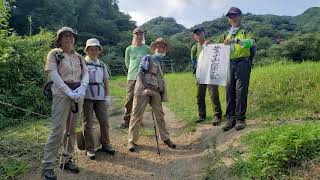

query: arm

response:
[125,47,130,69]
[190,45,197,70]
[45,50,72,95]
[80,57,89,86]
[138,55,150,90]
[103,79,109,96]
[236,29,255,49]
[49,70,72,95]
[102,63,110,96]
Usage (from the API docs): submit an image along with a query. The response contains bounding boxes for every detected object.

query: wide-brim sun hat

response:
[84,38,103,53]
[150,37,170,51]
[55,27,78,47]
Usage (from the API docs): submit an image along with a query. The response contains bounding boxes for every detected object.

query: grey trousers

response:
[123,80,136,125]
[42,96,83,170]
[226,59,251,121]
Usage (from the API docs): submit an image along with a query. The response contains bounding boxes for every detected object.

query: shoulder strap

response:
[76,55,83,70]
[100,61,107,79]
[53,49,64,65]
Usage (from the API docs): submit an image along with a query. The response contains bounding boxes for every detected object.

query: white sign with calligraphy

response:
[196,44,230,86]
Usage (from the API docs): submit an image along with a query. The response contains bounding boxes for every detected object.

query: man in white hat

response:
[82,38,115,160]
[120,27,151,128]
[127,37,176,152]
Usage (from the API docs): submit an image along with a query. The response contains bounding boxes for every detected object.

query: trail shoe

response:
[127,142,136,152]
[102,144,115,155]
[212,116,222,126]
[120,122,129,129]
[42,169,56,180]
[86,150,96,160]
[60,159,80,173]
[222,118,236,132]
[235,120,246,131]
[164,139,176,149]
[196,117,206,123]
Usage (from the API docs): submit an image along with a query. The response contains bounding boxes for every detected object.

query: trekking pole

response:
[151,111,161,155]
[61,102,78,171]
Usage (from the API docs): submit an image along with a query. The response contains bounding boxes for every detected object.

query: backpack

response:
[43,50,83,99]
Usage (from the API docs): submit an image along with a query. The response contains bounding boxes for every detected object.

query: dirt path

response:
[20,102,261,180]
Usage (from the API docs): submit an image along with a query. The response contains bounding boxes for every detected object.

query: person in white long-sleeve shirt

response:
[41,27,89,180]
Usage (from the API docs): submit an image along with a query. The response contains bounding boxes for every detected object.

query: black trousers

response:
[226,59,251,121]
[196,84,222,119]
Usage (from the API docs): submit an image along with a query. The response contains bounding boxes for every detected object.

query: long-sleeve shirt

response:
[125,44,151,80]
[225,26,255,60]
[45,48,88,96]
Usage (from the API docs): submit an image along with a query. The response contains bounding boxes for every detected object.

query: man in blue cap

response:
[191,28,222,126]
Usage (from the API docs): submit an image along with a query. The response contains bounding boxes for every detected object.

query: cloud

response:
[119,0,231,27]
[118,0,320,27]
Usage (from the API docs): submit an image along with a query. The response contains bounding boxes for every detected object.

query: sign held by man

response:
[196,44,230,86]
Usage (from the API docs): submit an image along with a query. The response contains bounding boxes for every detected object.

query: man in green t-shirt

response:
[191,28,222,126]
[120,27,151,128]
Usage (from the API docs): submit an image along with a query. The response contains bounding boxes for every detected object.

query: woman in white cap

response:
[42,27,89,180]
[82,38,115,160]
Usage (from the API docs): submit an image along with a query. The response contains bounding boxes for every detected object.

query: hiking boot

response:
[86,150,96,160]
[102,144,115,155]
[196,117,206,123]
[120,122,129,129]
[212,116,222,126]
[222,118,236,132]
[127,142,136,152]
[164,139,176,149]
[60,159,80,173]
[235,120,246,131]
[42,169,56,180]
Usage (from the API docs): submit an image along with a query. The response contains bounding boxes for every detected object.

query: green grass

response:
[0,77,128,179]
[231,122,320,179]
[109,76,127,107]
[0,120,50,179]
[165,61,320,131]
[1,61,319,179]
[108,62,320,131]
[248,61,320,121]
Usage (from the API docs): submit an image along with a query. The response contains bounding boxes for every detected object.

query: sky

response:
[118,0,320,28]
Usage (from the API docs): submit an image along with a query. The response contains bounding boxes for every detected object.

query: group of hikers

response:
[41,7,255,180]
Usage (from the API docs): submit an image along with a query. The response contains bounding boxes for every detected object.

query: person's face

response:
[154,43,167,55]
[193,31,205,42]
[228,14,241,27]
[134,32,144,44]
[86,46,101,60]
[58,32,75,49]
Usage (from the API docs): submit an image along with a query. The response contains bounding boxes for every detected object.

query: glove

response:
[67,91,81,102]
[74,84,87,98]
[106,96,112,107]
